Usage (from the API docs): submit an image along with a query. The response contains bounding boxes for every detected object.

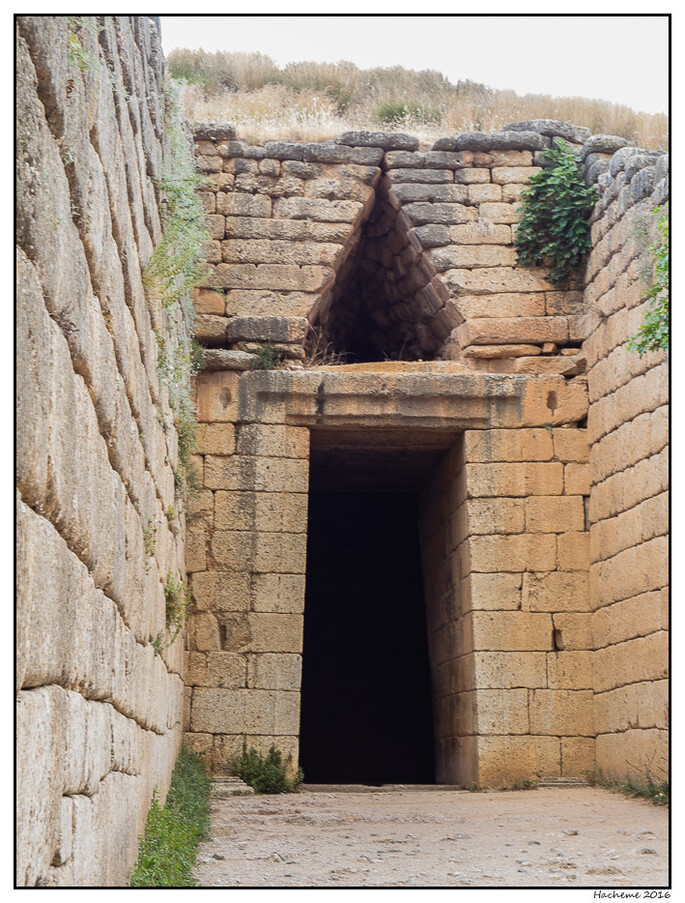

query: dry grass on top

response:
[168,49,668,150]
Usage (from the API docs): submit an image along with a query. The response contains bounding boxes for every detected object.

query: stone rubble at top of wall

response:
[190,119,644,380]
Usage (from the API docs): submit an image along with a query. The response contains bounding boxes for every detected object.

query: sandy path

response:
[195,785,668,888]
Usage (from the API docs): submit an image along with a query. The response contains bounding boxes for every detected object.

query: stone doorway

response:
[299,427,463,784]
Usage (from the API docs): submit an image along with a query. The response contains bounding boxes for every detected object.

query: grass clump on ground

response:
[129,745,212,887]
[233,742,303,794]
[585,762,669,807]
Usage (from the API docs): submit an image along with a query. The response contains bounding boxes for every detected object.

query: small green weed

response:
[584,761,669,806]
[508,779,538,791]
[129,745,211,887]
[249,342,286,371]
[143,518,156,571]
[233,742,303,794]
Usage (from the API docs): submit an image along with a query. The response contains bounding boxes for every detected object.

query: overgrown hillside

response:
[168,49,667,149]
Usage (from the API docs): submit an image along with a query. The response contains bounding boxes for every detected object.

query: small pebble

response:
[639,848,658,855]
[564,829,579,836]
[528,840,541,845]
[212,853,225,860]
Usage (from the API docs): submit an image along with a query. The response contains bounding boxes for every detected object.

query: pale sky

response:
[160,14,669,116]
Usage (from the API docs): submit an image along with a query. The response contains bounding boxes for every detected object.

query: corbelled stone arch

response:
[306,174,460,363]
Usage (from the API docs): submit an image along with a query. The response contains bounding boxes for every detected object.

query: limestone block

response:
[565,463,590,496]
[236,424,310,459]
[186,524,207,572]
[214,492,255,532]
[456,292,545,320]
[470,610,554,652]
[552,428,588,462]
[272,197,363,223]
[195,288,226,315]
[529,689,594,736]
[211,530,253,570]
[16,686,66,886]
[188,612,221,652]
[233,173,304,197]
[523,571,589,613]
[561,738,595,776]
[225,316,307,344]
[214,262,334,293]
[551,612,592,651]
[465,572,523,611]
[304,177,375,204]
[501,184,527,203]
[467,183,502,203]
[190,688,247,734]
[475,688,530,734]
[525,495,585,533]
[222,238,342,267]
[466,497,525,534]
[247,653,302,690]
[403,202,477,225]
[448,222,511,244]
[275,691,301,735]
[514,354,586,376]
[185,651,247,688]
[457,316,568,347]
[491,166,541,184]
[70,794,98,886]
[546,291,585,316]
[464,428,553,463]
[225,215,351,244]
[62,692,112,796]
[384,167,453,183]
[245,613,304,653]
[195,314,227,346]
[472,651,548,689]
[389,183,468,205]
[52,796,73,868]
[520,376,588,427]
[216,193,272,217]
[557,532,590,570]
[476,736,561,787]
[195,371,240,423]
[336,130,419,150]
[254,532,307,574]
[251,574,306,614]
[462,344,541,360]
[225,289,318,318]
[465,462,564,497]
[432,245,518,270]
[196,423,236,457]
[469,533,556,573]
[191,570,251,612]
[476,203,521,224]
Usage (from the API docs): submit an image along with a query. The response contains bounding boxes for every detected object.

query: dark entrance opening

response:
[299,489,435,784]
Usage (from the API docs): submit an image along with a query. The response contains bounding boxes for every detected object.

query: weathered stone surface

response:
[191,121,237,141]
[336,130,419,151]
[225,316,307,344]
[201,349,256,370]
[433,131,545,152]
[504,120,591,144]
[581,134,633,159]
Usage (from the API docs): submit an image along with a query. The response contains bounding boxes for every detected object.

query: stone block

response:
[195,288,226,316]
[462,344,541,360]
[525,496,585,533]
[247,653,302,690]
[464,428,553,463]
[552,428,588,462]
[214,262,334,293]
[225,316,307,344]
[272,197,363,223]
[246,613,304,653]
[191,570,251,612]
[467,183,502,203]
[551,612,592,651]
[465,462,564,497]
[216,193,272,217]
[471,650,547,689]
[465,497,525,534]
[456,316,568,346]
[456,292,546,320]
[224,288,317,318]
[253,531,307,574]
[432,245,518,270]
[252,574,306,614]
[389,183,468,204]
[561,737,595,776]
[222,238,342,267]
[476,688,530,734]
[529,689,594,736]
[466,572,523,611]
[477,736,561,788]
[557,532,590,570]
[491,166,541,184]
[188,613,221,652]
[470,610,554,652]
[211,530,253,570]
[186,525,207,572]
[403,202,477,225]
[469,533,557,573]
[565,463,590,496]
[448,222,511,244]
[185,651,246,688]
[336,130,419,150]
[523,571,589,613]
[196,423,236,456]
[196,371,240,423]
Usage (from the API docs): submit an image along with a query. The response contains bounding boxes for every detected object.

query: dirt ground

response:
[195,785,669,888]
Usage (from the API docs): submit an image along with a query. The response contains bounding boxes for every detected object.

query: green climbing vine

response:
[514,141,598,288]
[627,203,669,356]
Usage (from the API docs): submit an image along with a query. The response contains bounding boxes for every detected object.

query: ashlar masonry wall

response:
[16,16,185,886]
[582,144,669,780]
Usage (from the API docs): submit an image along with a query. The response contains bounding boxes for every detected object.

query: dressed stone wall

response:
[16,16,186,886]
[582,145,669,780]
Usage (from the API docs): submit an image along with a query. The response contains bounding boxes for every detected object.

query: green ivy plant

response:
[514,141,598,288]
[627,203,669,356]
